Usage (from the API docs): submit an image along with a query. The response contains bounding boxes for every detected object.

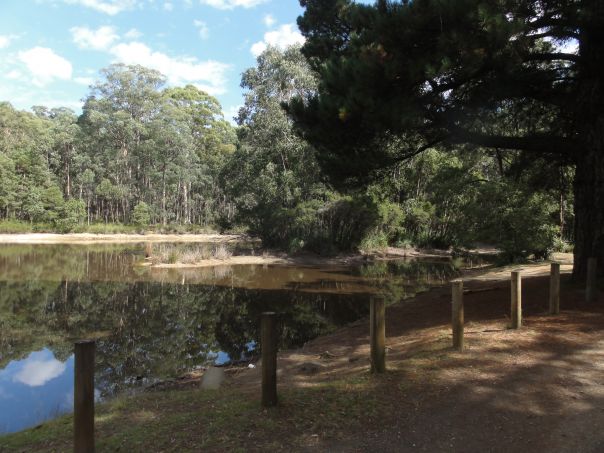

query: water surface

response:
[0,243,461,433]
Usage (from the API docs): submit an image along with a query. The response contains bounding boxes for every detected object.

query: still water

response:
[0,243,461,434]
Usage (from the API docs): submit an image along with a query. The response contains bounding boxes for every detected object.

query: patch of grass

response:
[151,244,231,264]
[0,373,395,452]
[0,219,34,233]
[0,220,221,235]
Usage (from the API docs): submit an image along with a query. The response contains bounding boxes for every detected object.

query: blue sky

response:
[0,0,310,122]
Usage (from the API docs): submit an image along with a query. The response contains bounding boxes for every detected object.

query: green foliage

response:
[289,0,604,276]
[0,219,33,233]
[458,182,559,261]
[132,202,152,227]
[54,199,86,233]
[0,64,237,231]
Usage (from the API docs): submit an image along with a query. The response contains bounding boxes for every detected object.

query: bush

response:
[359,231,389,253]
[54,199,86,233]
[456,182,559,262]
[132,202,152,227]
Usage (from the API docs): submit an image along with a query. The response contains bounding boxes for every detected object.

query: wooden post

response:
[370,297,386,373]
[549,263,560,315]
[74,340,95,453]
[261,312,278,407]
[451,280,464,351]
[586,257,597,303]
[511,271,522,329]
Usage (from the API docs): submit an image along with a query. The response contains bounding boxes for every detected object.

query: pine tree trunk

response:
[573,123,604,279]
[573,1,604,279]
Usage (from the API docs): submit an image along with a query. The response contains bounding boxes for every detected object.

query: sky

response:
[0,0,312,123]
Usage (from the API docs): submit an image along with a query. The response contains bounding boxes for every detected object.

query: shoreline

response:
[0,233,250,244]
[5,257,601,453]
[144,247,459,269]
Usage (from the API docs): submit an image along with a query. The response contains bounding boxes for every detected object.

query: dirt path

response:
[223,262,604,452]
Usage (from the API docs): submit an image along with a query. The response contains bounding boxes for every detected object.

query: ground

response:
[1,259,602,452]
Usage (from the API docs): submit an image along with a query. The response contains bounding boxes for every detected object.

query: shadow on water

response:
[0,243,462,434]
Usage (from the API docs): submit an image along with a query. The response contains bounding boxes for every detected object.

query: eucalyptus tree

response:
[290,0,601,276]
[80,64,166,219]
[224,45,323,240]
[162,85,236,225]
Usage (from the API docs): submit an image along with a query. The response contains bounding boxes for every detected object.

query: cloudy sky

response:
[0,0,310,122]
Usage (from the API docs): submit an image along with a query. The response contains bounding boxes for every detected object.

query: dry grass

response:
[151,244,232,265]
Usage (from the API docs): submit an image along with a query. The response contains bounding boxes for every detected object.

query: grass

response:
[0,220,224,235]
[0,220,54,233]
[151,244,233,265]
[0,372,392,452]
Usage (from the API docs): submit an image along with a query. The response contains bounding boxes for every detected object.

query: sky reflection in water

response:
[0,349,74,434]
[0,243,462,434]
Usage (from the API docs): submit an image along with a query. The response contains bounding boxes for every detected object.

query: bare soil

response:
[220,261,604,452]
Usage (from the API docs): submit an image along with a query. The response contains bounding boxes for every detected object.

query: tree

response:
[290,0,602,277]
[224,46,323,240]
[132,201,151,227]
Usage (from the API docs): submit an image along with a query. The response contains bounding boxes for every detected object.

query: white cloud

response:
[199,0,268,10]
[263,14,275,27]
[251,23,304,57]
[6,70,22,80]
[13,357,67,387]
[74,76,95,85]
[109,41,230,94]
[63,0,137,15]
[223,104,241,125]
[124,28,142,39]
[18,47,73,86]
[194,20,209,40]
[71,25,119,50]
[163,1,173,11]
[0,35,12,49]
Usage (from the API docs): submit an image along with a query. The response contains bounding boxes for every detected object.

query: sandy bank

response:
[0,233,250,244]
[146,246,462,269]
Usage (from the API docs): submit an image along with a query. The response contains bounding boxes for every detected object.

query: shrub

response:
[54,199,86,233]
[456,182,559,262]
[132,202,152,227]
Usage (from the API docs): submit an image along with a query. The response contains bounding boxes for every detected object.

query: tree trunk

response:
[573,3,604,279]
[162,168,167,226]
[573,127,604,279]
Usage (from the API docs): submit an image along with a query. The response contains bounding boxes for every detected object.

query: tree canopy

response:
[289,0,602,276]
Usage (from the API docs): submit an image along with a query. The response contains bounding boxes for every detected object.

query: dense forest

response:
[0,43,573,262]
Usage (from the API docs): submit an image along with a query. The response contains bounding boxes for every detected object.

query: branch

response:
[446,126,575,155]
[524,52,580,63]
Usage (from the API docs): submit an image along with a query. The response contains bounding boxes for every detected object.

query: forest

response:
[0,0,585,265]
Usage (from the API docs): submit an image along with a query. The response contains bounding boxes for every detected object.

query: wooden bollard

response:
[451,280,464,351]
[370,297,386,373]
[74,340,95,453]
[261,312,278,407]
[549,263,560,314]
[511,271,522,329]
[586,257,597,303]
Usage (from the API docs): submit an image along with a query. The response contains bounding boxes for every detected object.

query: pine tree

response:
[290,0,603,278]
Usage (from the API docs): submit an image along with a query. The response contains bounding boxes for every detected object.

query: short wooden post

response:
[370,297,386,373]
[586,257,597,303]
[549,263,560,314]
[261,312,278,407]
[510,271,522,329]
[451,280,464,351]
[74,340,95,453]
